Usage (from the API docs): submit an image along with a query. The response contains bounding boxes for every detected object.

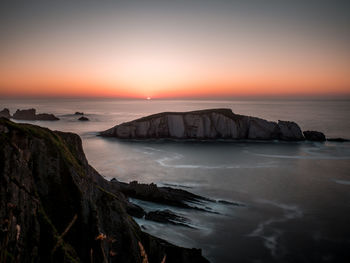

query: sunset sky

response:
[0,0,349,98]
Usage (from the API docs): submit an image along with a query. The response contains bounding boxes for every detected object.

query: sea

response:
[1,98,350,263]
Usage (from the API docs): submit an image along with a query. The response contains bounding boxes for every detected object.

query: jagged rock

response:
[75,112,84,115]
[278,120,304,141]
[0,108,11,118]
[0,118,209,263]
[12,108,59,121]
[145,210,191,227]
[116,181,210,209]
[303,130,326,141]
[100,108,305,141]
[78,116,89,121]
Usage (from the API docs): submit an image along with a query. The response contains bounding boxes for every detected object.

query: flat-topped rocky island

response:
[101,108,326,141]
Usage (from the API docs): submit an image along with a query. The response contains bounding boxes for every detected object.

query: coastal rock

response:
[12,108,59,121]
[101,108,306,141]
[78,116,89,121]
[145,210,191,227]
[278,120,304,141]
[0,119,208,263]
[303,130,326,141]
[0,108,11,118]
[75,111,84,115]
[116,180,210,209]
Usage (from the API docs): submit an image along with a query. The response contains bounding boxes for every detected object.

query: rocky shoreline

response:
[0,118,209,263]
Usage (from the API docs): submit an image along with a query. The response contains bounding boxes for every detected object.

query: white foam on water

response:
[250,152,350,160]
[248,199,303,257]
[334,179,350,185]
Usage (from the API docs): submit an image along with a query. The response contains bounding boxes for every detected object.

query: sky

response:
[0,0,349,99]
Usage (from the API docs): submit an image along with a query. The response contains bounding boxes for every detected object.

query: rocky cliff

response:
[12,108,59,121]
[101,108,304,141]
[0,118,208,263]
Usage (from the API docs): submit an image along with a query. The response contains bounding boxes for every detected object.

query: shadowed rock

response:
[303,130,326,141]
[0,108,11,118]
[100,108,305,141]
[75,112,84,115]
[113,180,211,209]
[145,210,192,228]
[12,108,59,121]
[78,116,89,121]
[278,120,304,141]
[0,118,208,263]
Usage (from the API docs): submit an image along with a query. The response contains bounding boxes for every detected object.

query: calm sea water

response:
[1,98,350,263]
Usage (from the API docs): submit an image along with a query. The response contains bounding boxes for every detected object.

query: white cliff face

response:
[100,109,305,141]
[168,115,185,138]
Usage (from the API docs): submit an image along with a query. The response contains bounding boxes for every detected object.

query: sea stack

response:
[100,108,305,141]
[12,108,59,121]
[0,108,11,118]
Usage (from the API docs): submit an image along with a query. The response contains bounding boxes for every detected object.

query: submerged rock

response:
[0,108,11,118]
[303,130,326,141]
[12,108,59,121]
[0,118,208,263]
[78,116,89,121]
[100,108,305,141]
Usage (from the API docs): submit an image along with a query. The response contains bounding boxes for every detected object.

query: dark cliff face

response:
[0,118,208,263]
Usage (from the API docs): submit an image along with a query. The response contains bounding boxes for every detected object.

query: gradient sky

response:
[1,0,349,98]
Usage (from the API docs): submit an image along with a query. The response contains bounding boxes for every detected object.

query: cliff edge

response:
[0,118,208,263]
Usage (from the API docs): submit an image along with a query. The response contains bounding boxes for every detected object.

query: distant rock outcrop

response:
[78,116,89,121]
[75,111,84,115]
[101,108,305,141]
[0,108,11,118]
[303,130,326,141]
[12,108,59,121]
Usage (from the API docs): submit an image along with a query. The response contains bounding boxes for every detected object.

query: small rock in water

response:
[75,112,84,115]
[78,116,89,121]
[303,130,326,141]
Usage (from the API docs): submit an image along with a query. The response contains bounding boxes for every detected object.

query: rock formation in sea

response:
[78,116,89,121]
[0,118,209,263]
[303,130,326,141]
[12,108,59,121]
[75,112,84,115]
[100,108,305,141]
[0,108,11,118]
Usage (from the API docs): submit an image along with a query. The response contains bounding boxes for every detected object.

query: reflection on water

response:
[1,98,350,262]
